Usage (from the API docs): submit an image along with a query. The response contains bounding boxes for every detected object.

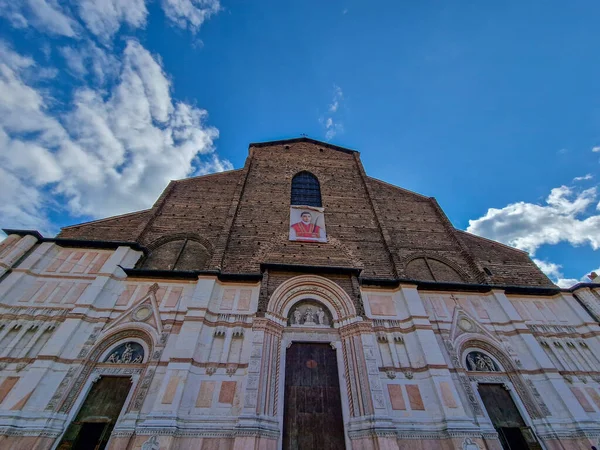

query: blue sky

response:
[0,1,599,287]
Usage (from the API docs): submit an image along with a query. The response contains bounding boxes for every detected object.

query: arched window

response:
[291,171,322,207]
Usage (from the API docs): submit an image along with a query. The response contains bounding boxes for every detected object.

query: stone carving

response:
[132,368,155,410]
[142,435,160,450]
[466,351,498,372]
[316,308,325,325]
[105,342,144,364]
[288,300,332,327]
[304,307,315,325]
[293,309,302,324]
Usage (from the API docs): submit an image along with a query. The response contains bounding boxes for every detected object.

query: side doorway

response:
[57,376,132,450]
[477,384,541,450]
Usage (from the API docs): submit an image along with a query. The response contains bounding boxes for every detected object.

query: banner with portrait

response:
[289,205,327,242]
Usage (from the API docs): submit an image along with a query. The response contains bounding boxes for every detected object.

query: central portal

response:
[283,342,345,450]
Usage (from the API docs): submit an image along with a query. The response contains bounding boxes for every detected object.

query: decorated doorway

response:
[478,383,536,449]
[56,376,132,450]
[282,343,345,450]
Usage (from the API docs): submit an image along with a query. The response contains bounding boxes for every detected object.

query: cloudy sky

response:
[0,1,599,288]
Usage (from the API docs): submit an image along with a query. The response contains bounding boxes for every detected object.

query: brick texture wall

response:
[57,138,554,288]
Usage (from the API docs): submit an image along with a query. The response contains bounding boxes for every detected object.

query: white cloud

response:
[593,146,600,153]
[573,173,593,182]
[531,258,600,288]
[76,0,148,40]
[0,40,230,234]
[61,42,121,85]
[467,184,600,255]
[161,0,221,33]
[0,0,78,37]
[320,84,344,140]
[329,84,343,113]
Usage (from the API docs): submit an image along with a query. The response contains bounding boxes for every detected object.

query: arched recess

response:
[267,275,358,325]
[458,338,547,420]
[291,171,322,207]
[142,234,213,271]
[404,253,470,283]
[54,328,155,415]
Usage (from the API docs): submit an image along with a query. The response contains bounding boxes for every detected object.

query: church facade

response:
[0,138,600,450]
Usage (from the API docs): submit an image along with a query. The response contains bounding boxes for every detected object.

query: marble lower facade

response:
[1,235,600,449]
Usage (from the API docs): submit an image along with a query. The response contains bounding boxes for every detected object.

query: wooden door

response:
[478,384,541,450]
[283,343,345,450]
[57,376,132,450]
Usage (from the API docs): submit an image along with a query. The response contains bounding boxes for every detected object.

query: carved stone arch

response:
[89,328,154,364]
[267,275,358,324]
[55,329,155,414]
[459,338,547,419]
[141,233,213,270]
[403,252,473,282]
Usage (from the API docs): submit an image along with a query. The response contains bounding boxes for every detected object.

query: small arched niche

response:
[288,300,333,327]
[465,350,501,372]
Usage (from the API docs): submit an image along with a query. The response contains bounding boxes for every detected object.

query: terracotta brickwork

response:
[57,138,552,287]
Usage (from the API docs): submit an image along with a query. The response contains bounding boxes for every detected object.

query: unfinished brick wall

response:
[56,137,554,288]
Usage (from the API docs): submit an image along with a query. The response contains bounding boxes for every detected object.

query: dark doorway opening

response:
[283,343,345,450]
[477,383,541,450]
[57,376,132,450]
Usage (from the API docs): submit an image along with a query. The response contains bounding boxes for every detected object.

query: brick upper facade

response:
[57,137,554,288]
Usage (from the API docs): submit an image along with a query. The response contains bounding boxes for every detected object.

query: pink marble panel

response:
[440,381,457,408]
[19,281,44,302]
[585,387,600,409]
[0,377,19,403]
[196,381,215,408]
[34,282,58,303]
[406,384,425,410]
[49,282,73,303]
[88,253,110,274]
[238,289,252,311]
[64,283,89,304]
[430,296,447,317]
[387,384,406,410]
[369,295,396,316]
[221,289,236,310]
[59,251,84,273]
[219,381,236,404]
[512,300,531,320]
[73,252,97,274]
[470,298,489,319]
[547,301,568,322]
[161,375,180,404]
[45,250,69,272]
[164,287,183,308]
[571,387,595,412]
[116,285,136,306]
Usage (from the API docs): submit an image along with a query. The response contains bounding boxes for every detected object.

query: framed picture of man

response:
[289,205,327,242]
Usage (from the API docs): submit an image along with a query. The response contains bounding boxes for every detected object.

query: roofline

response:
[249,137,359,155]
[172,167,243,183]
[2,229,147,253]
[2,229,44,240]
[365,176,431,201]
[59,209,151,230]
[455,229,530,255]
[123,268,262,282]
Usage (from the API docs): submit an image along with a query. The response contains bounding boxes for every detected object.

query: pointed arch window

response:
[291,171,322,207]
